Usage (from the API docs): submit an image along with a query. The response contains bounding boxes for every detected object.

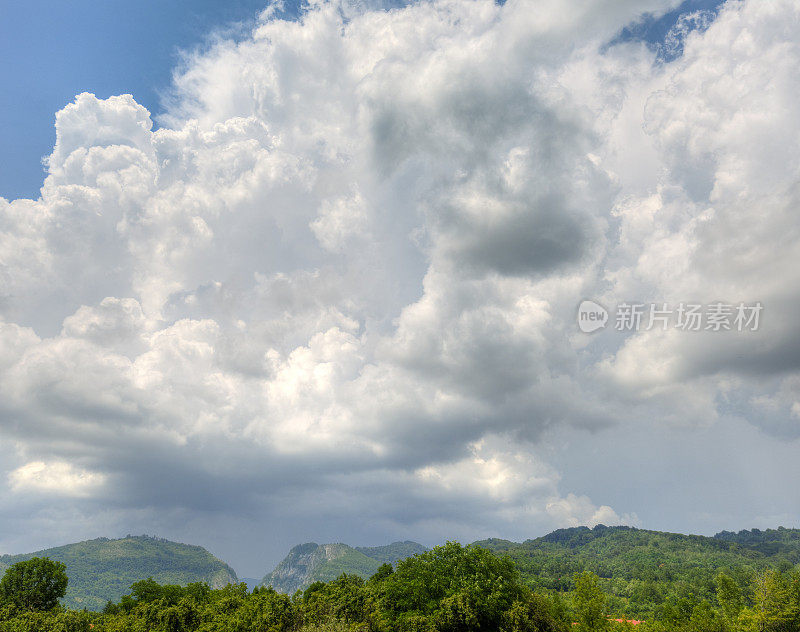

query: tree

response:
[688,600,728,632]
[376,542,527,632]
[0,557,68,611]
[742,570,799,632]
[370,563,395,584]
[502,593,566,632]
[129,577,165,603]
[572,571,608,632]
[715,572,742,623]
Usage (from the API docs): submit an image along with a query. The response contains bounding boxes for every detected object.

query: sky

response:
[1,0,799,579]
[0,0,298,201]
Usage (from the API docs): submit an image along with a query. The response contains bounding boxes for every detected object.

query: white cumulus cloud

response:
[2,0,800,574]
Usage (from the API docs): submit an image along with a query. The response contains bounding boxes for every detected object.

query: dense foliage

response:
[308,552,383,587]
[262,542,428,595]
[0,558,68,612]
[4,538,800,632]
[0,543,568,632]
[261,544,384,595]
[0,536,237,611]
[264,528,800,610]
[354,543,430,565]
[475,526,800,618]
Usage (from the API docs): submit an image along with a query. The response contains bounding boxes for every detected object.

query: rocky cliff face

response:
[261,540,429,594]
[260,543,361,594]
[261,542,320,594]
[207,567,239,589]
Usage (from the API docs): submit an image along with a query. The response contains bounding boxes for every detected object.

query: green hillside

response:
[474,525,800,617]
[262,540,429,594]
[7,527,799,618]
[261,543,380,594]
[0,535,238,610]
[355,540,429,563]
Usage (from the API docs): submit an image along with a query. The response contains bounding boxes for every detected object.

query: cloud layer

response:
[1,0,800,574]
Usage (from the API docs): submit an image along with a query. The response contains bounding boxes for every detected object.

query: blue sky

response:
[1,0,719,201]
[0,0,299,200]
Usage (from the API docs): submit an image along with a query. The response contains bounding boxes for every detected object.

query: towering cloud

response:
[1,0,799,573]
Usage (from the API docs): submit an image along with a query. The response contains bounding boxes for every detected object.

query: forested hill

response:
[473,525,800,616]
[0,535,238,610]
[355,540,429,563]
[5,527,799,616]
[262,541,429,594]
[714,526,800,556]
[260,528,800,602]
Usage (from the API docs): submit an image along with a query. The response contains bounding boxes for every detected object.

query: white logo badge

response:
[577,300,608,333]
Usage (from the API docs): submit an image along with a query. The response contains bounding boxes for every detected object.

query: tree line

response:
[2,541,800,632]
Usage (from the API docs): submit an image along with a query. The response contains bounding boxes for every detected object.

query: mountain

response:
[355,540,429,563]
[473,525,800,616]
[0,535,238,611]
[262,541,429,594]
[714,526,800,556]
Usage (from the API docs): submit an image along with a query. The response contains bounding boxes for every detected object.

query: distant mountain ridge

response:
[355,541,429,563]
[0,535,238,611]
[5,527,800,614]
[713,526,800,554]
[262,528,800,597]
[262,541,429,594]
[473,525,800,614]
